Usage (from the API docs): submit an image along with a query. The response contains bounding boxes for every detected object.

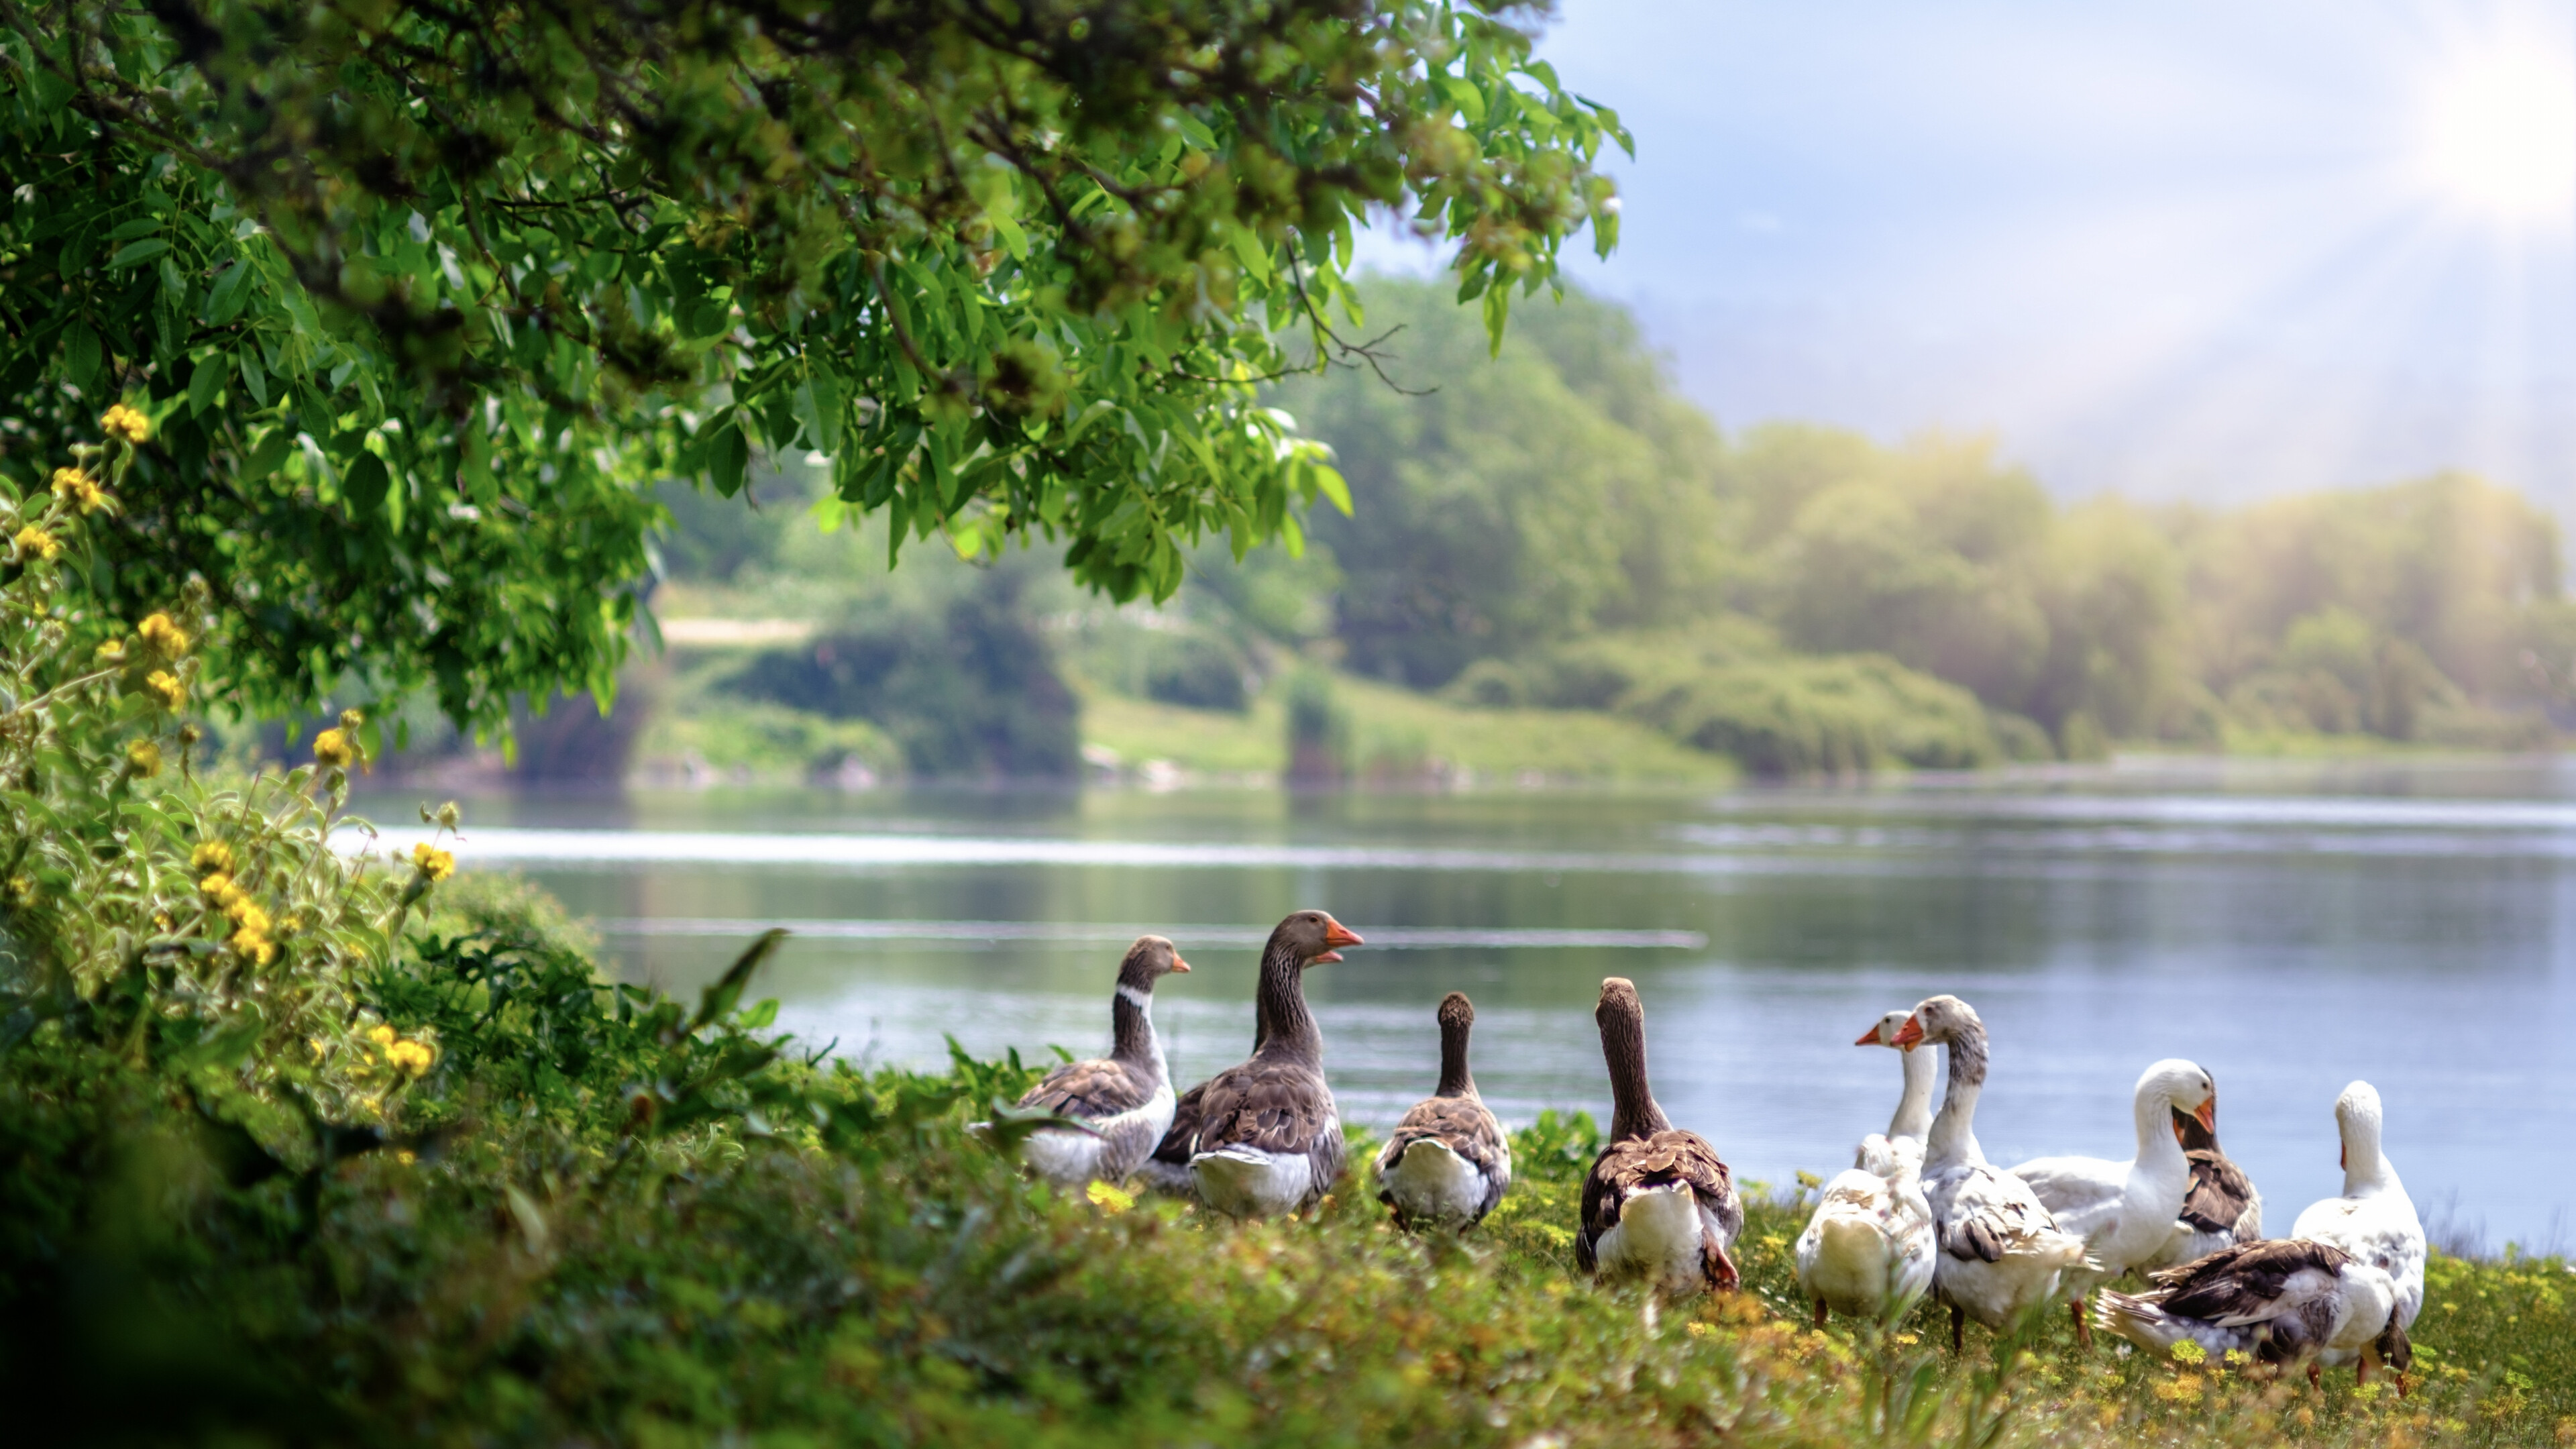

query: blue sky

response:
[1372,2,2576,508]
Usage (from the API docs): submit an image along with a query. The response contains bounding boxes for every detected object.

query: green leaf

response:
[708,423,748,498]
[187,356,225,415]
[342,451,392,516]
[687,928,788,1035]
[203,261,254,325]
[236,342,268,405]
[241,427,292,482]
[64,321,101,386]
[108,238,170,268]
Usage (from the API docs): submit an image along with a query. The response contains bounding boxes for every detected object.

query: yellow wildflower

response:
[6,875,32,906]
[368,1024,396,1046]
[125,739,162,777]
[396,1150,417,1167]
[100,402,152,444]
[94,638,125,663]
[138,612,189,657]
[411,842,455,881]
[313,728,354,769]
[2169,1340,2207,1366]
[1085,1180,1134,1214]
[386,1038,435,1075]
[339,707,364,732]
[227,900,270,935]
[144,669,184,710]
[15,525,60,561]
[198,870,235,901]
[436,800,462,830]
[49,466,106,514]
[191,841,235,875]
[278,911,305,937]
[233,930,276,966]
[154,911,174,933]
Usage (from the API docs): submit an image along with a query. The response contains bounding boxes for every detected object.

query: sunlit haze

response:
[1366,1,2576,512]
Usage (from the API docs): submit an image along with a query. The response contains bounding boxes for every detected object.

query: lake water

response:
[407,755,2573,1250]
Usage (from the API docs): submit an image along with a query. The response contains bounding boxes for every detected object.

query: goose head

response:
[1892,994,1978,1050]
[2140,1058,2217,1138]
[1276,909,1364,966]
[1117,934,1191,987]
[1854,1008,1913,1049]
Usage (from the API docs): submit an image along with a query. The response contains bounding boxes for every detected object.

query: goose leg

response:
[1949,1301,1966,1355]
[2307,1364,2322,1390]
[2069,1295,2093,1350]
[2355,1358,2371,1387]
[1813,1299,1829,1330]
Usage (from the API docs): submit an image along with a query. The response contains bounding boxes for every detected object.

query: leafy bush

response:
[727,582,1079,779]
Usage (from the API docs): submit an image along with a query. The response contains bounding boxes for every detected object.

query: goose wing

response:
[1579,1129,1741,1271]
[2178,1147,2259,1236]
[1144,1078,1211,1183]
[1020,1056,1157,1121]
[1938,1165,2082,1263]
[2150,1239,2353,1328]
[1193,1057,1344,1195]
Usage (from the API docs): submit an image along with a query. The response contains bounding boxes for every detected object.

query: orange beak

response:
[1316,916,1363,963]
[1890,1015,1925,1052]
[1854,1024,1886,1046]
[2194,1097,2218,1134]
[2172,1116,2189,1146]
[1169,956,1191,973]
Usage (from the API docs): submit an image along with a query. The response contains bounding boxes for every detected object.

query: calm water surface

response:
[409,756,2574,1249]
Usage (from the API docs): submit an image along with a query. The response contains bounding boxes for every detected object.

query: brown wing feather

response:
[2151,1238,2353,1324]
[1193,1058,1338,1156]
[1019,1056,1157,1121]
[1385,1096,1507,1179]
[2177,1147,2257,1235]
[1576,1128,1741,1257]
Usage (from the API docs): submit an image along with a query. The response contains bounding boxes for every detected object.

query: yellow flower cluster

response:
[100,402,152,445]
[1085,1180,1135,1214]
[95,638,125,663]
[313,728,355,769]
[126,739,162,777]
[367,1022,435,1076]
[144,670,185,710]
[138,612,189,657]
[15,525,59,561]
[49,466,106,515]
[197,845,276,963]
[412,842,455,881]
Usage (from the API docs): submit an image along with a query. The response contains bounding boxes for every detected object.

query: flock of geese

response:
[996,911,2427,1388]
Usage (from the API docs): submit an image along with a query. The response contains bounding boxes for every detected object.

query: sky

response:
[1369,1,2576,510]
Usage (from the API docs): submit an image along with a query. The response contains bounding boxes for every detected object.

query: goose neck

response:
[1109,985,1163,1074]
[2133,1082,2188,1178]
[1600,1004,1670,1141]
[1888,1040,1936,1141]
[1253,940,1320,1064]
[1436,1016,1476,1098]
[1923,1027,1989,1166]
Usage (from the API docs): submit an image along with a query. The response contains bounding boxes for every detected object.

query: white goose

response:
[2096,1240,2410,1384]
[2290,1081,2426,1377]
[1896,995,2090,1350]
[2010,1058,2217,1344]
[1794,1010,1938,1326]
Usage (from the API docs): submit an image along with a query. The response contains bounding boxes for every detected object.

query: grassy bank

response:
[5,872,2561,1448]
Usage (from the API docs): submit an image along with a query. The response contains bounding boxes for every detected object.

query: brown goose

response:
[1574,977,1742,1294]
[1373,992,1511,1230]
[2152,1101,2264,1267]
[1009,936,1191,1188]
[2096,1238,2409,1385]
[1142,910,1363,1218]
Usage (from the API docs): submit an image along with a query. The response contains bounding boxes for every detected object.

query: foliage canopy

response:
[0,1,1626,733]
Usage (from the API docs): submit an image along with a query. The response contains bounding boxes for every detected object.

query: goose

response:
[1146,910,1363,1218]
[2010,1058,2217,1344]
[2151,1103,2264,1269]
[1373,991,1511,1231]
[1854,1008,1937,1177]
[2094,1238,2410,1385]
[2290,1081,2426,1378]
[1895,995,2090,1350]
[1006,936,1193,1187]
[1574,977,1742,1296]
[1795,1011,1939,1326]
